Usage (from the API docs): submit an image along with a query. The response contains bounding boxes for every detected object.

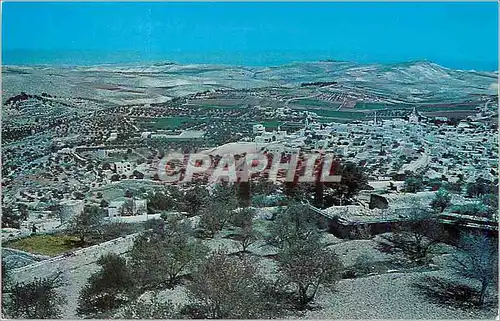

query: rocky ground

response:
[6,224,498,319]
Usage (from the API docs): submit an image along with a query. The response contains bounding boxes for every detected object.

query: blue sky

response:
[2,2,498,70]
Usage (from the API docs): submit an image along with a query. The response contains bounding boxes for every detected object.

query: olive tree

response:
[186,248,276,319]
[77,254,135,317]
[453,232,498,306]
[3,272,66,319]
[67,205,103,244]
[129,216,208,289]
[388,205,447,261]
[430,188,452,213]
[266,203,326,249]
[277,238,343,309]
[231,208,261,253]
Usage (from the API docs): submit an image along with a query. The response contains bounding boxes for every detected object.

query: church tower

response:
[408,107,419,123]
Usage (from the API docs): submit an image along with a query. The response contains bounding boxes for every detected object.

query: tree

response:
[100,220,134,241]
[186,249,273,319]
[231,208,261,252]
[481,193,499,219]
[120,199,134,216]
[390,207,446,261]
[430,188,452,213]
[125,189,134,198]
[179,185,209,216]
[230,207,255,229]
[67,205,103,244]
[237,181,251,207]
[266,203,326,249]
[199,198,236,238]
[77,254,135,317]
[146,188,177,213]
[466,178,496,198]
[453,232,498,306]
[100,199,109,208]
[120,294,176,319]
[1,206,21,229]
[3,273,66,319]
[129,217,208,289]
[277,238,343,309]
[404,176,424,193]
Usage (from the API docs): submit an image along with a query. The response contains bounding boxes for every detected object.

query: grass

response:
[313,110,366,119]
[5,234,81,256]
[198,104,244,109]
[293,98,337,108]
[138,117,199,130]
[418,105,477,112]
[354,102,390,110]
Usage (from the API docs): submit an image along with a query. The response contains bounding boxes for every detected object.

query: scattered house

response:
[107,198,148,217]
[113,162,133,175]
[107,132,118,142]
[252,124,265,135]
[59,200,84,223]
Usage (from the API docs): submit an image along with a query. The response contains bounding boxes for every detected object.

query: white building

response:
[408,107,420,124]
[252,124,265,135]
[107,132,118,142]
[114,162,133,175]
[59,200,84,223]
[108,198,148,217]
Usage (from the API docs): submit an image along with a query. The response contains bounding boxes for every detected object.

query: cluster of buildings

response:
[251,106,497,183]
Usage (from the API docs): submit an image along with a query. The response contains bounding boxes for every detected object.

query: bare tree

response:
[276,238,343,309]
[388,206,447,261]
[186,248,273,319]
[453,232,498,306]
[231,208,261,252]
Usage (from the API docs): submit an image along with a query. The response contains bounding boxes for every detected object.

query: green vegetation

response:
[430,188,452,213]
[138,117,199,130]
[354,102,389,110]
[198,104,243,109]
[313,109,366,120]
[293,98,337,108]
[450,203,489,218]
[5,234,80,256]
[3,273,66,319]
[257,120,284,128]
[403,175,424,193]
[419,105,477,112]
[317,117,351,124]
[77,254,135,317]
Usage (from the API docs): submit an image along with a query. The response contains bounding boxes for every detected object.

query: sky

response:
[2,2,498,70]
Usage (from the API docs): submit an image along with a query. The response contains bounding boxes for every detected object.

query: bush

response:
[450,203,489,218]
